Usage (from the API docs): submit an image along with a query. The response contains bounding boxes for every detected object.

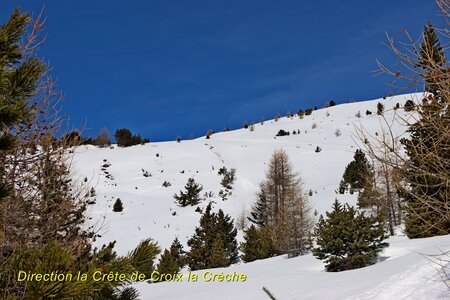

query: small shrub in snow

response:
[377,102,384,115]
[276,129,290,137]
[274,114,281,122]
[142,169,152,177]
[113,198,123,212]
[315,146,322,153]
[206,129,214,139]
[404,99,415,111]
[335,128,341,137]
[218,167,236,189]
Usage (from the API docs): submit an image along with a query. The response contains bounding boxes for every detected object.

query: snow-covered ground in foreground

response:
[135,234,450,300]
[72,93,450,299]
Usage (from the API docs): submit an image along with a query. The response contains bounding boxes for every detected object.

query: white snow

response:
[72,93,450,299]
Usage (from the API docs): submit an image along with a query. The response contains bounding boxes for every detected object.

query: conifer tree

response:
[313,199,388,272]
[340,149,373,192]
[174,178,203,207]
[0,9,45,200]
[401,96,450,238]
[186,203,238,270]
[186,203,217,270]
[248,187,269,226]
[156,238,185,282]
[417,22,447,95]
[113,198,124,212]
[215,209,238,263]
[115,128,133,147]
[209,235,229,268]
[240,225,277,262]
[0,9,159,298]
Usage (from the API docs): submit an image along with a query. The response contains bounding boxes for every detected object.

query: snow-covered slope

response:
[72,93,450,299]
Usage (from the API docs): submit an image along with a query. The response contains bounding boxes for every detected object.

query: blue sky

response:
[1,1,443,141]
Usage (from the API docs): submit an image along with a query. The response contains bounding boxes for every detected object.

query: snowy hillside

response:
[72,93,450,299]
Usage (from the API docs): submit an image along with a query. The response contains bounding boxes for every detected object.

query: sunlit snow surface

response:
[72,93,450,299]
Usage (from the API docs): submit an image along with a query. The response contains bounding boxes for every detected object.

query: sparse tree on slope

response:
[174,177,203,207]
[340,149,373,193]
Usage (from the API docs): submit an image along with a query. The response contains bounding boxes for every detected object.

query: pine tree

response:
[0,9,157,298]
[156,238,185,282]
[169,237,185,266]
[186,203,217,270]
[0,9,45,200]
[186,203,238,270]
[401,96,450,238]
[113,198,124,212]
[209,235,229,268]
[215,209,238,264]
[127,238,161,279]
[240,225,277,262]
[313,199,388,272]
[115,128,133,147]
[174,178,203,207]
[417,22,447,95]
[248,186,269,226]
[340,149,373,192]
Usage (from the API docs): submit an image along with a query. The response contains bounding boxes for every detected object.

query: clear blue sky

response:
[1,1,443,141]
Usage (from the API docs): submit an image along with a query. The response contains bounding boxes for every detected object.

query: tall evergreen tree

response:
[401,96,450,238]
[248,186,269,226]
[186,203,216,270]
[313,200,388,272]
[156,238,185,282]
[186,203,238,270]
[215,209,238,263]
[174,178,203,207]
[417,22,447,95]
